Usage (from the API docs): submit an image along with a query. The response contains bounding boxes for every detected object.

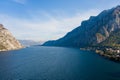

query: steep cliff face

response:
[43,5,120,48]
[100,29,120,47]
[0,24,23,51]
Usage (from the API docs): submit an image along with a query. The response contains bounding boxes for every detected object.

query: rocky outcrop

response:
[0,24,23,51]
[43,5,120,48]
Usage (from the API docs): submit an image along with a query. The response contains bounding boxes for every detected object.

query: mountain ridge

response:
[43,5,120,48]
[19,40,44,47]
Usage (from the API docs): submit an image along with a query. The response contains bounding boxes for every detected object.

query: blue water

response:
[0,46,120,80]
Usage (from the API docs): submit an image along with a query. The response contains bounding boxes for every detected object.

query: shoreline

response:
[80,47,120,61]
[0,46,25,52]
[95,49,120,61]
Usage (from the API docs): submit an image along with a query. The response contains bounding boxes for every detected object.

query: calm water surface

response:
[0,46,120,80]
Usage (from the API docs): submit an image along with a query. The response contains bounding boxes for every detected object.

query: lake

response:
[0,46,120,80]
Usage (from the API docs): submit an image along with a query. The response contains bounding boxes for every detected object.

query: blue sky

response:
[0,0,120,41]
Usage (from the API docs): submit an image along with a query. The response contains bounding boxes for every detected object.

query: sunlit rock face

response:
[0,24,23,51]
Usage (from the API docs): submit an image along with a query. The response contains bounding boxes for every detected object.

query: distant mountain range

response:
[43,5,120,48]
[19,40,44,47]
[0,24,23,51]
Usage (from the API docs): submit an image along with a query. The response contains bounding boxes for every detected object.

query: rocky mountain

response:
[43,5,120,48]
[0,24,23,51]
[99,29,120,47]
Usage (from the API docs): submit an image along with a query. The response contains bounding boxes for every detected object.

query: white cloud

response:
[12,0,27,4]
[0,9,100,41]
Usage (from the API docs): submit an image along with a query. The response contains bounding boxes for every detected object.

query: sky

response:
[0,0,120,41]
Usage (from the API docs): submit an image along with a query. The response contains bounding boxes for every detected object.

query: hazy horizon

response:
[0,0,120,41]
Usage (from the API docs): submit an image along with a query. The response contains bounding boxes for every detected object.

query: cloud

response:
[12,0,27,4]
[0,9,100,41]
